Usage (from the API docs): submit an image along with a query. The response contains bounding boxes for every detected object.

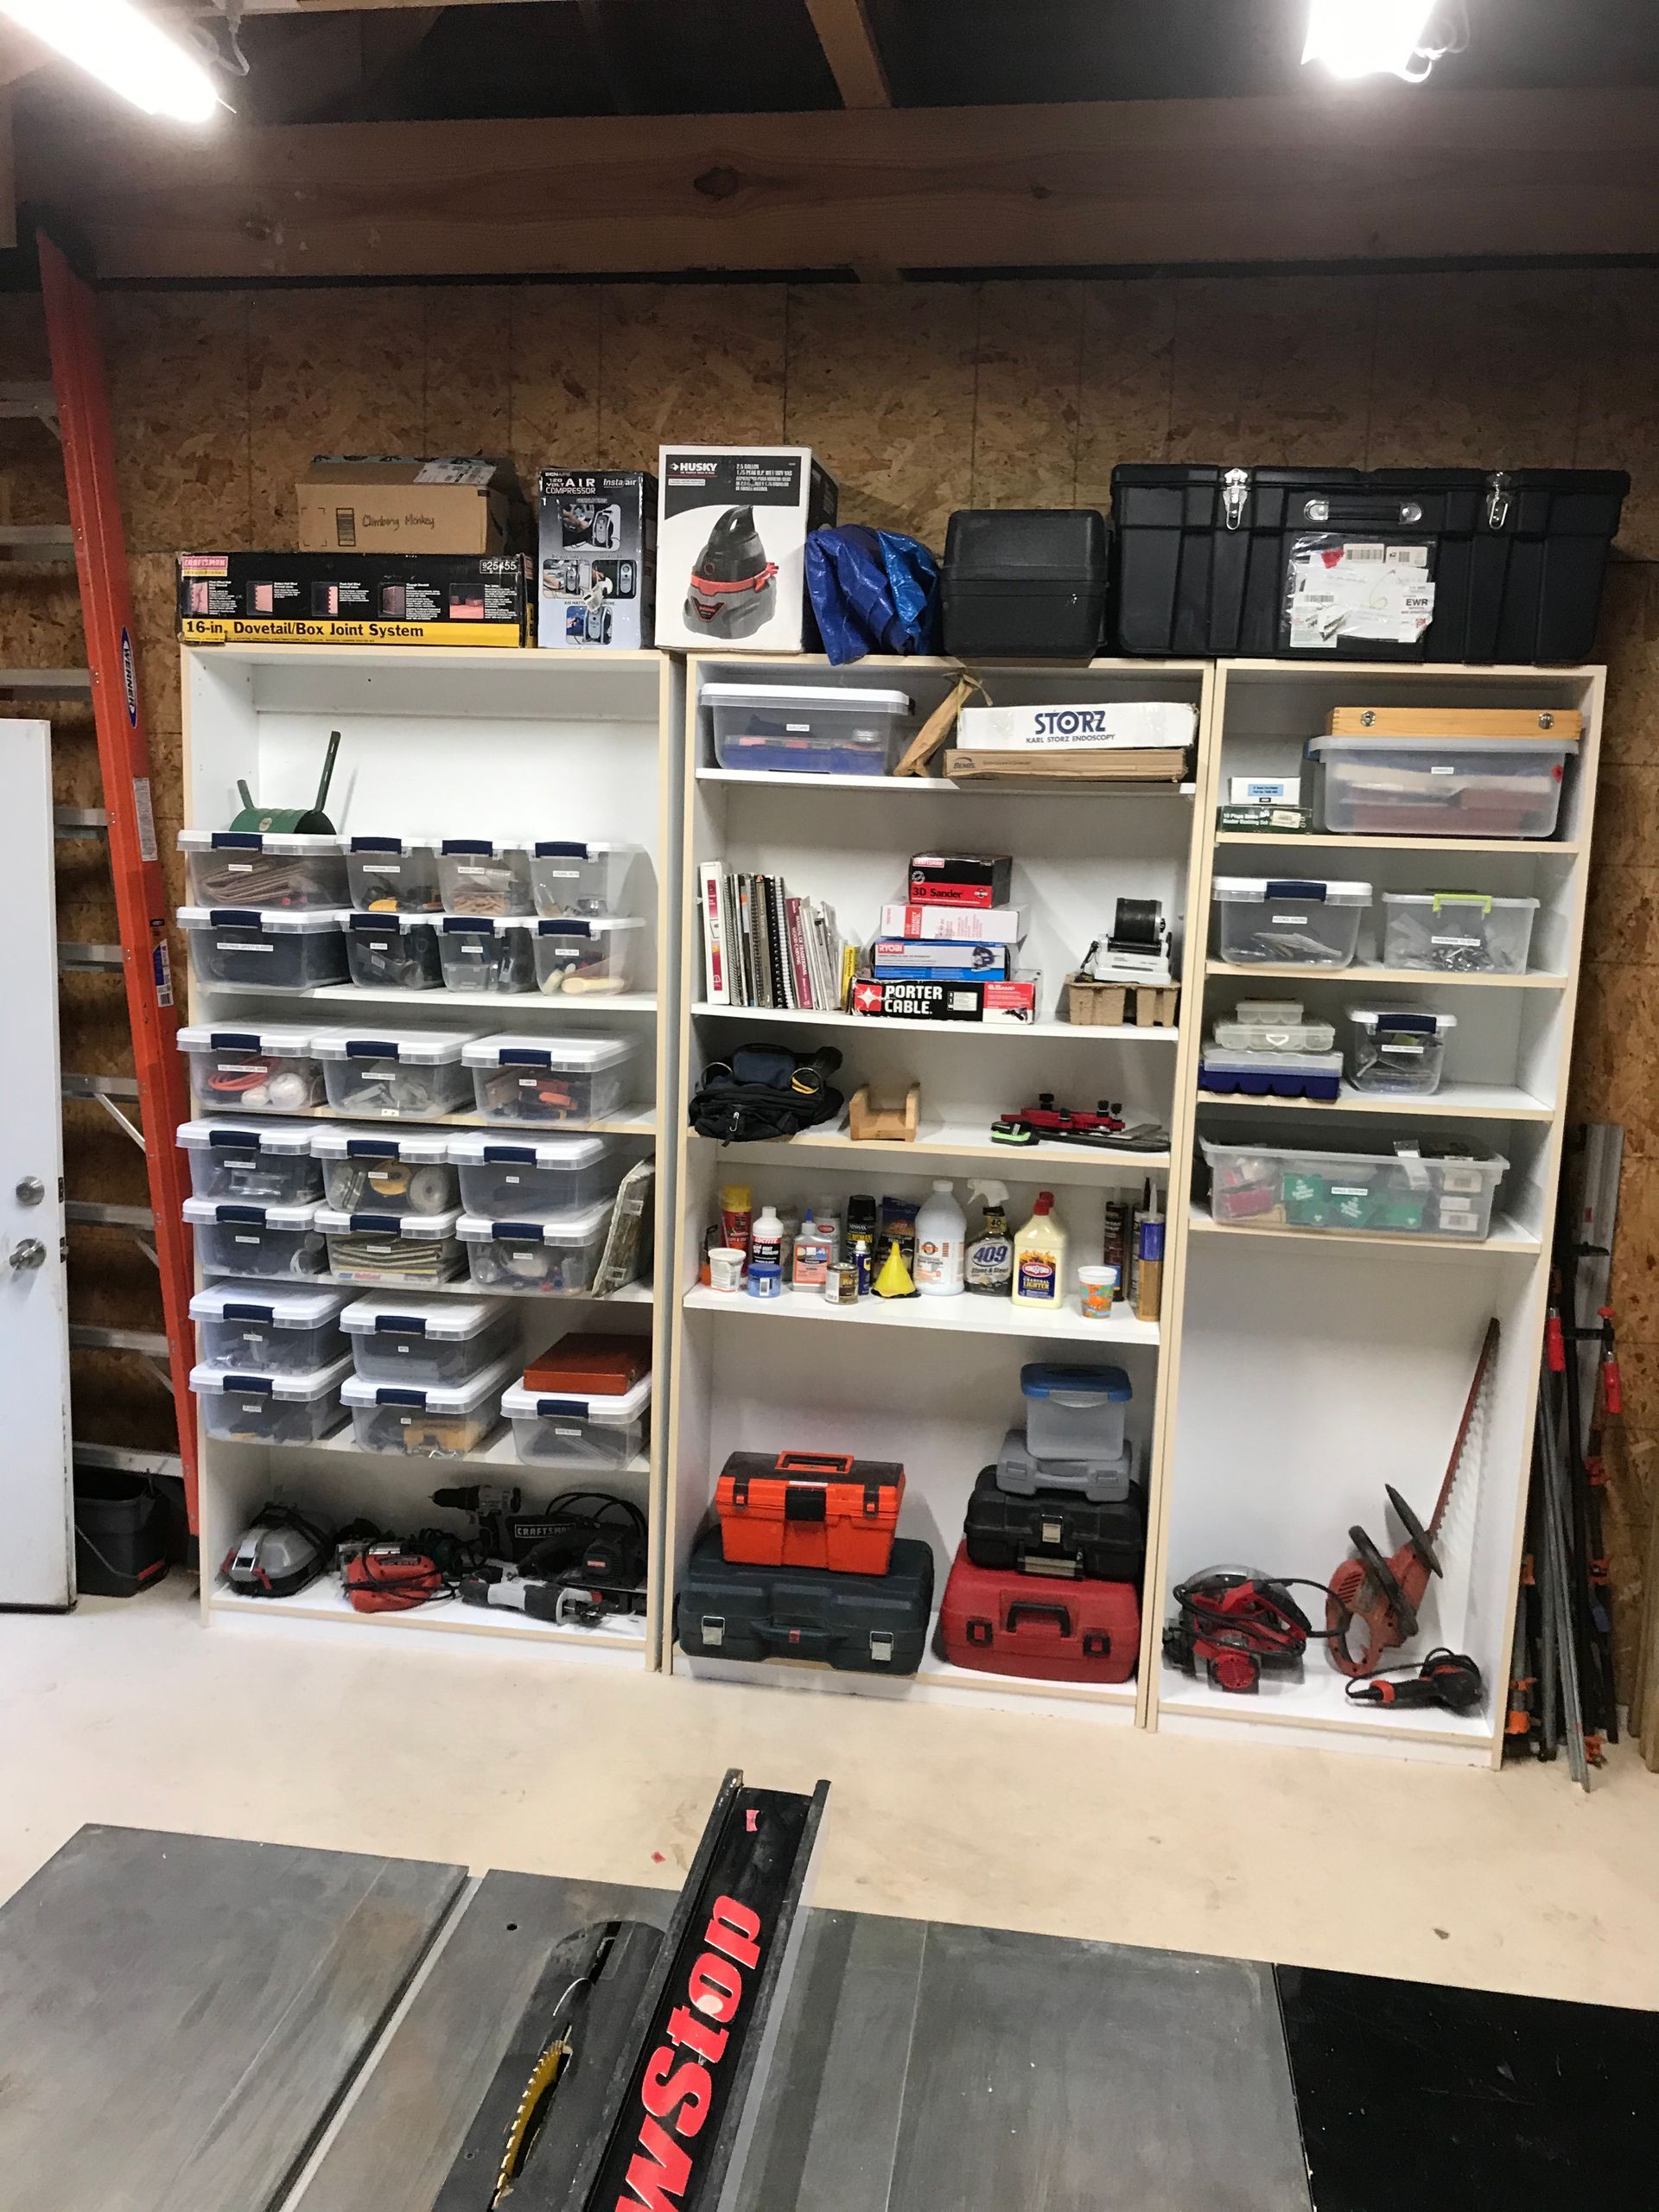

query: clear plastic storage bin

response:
[340,1291,518,1387]
[179,1118,321,1205]
[438,917,537,995]
[1020,1363,1131,1462]
[311,1125,457,1217]
[1381,891,1539,976]
[1307,735,1571,840]
[1348,1007,1457,1096]
[191,1281,351,1376]
[531,918,643,998]
[179,830,346,911]
[1197,1048,1344,1101]
[317,1206,464,1287]
[459,1198,615,1295]
[502,1370,651,1467]
[1211,1000,1336,1053]
[1211,878,1371,969]
[464,1033,641,1126]
[1201,1136,1508,1240]
[436,839,534,917]
[704,683,913,776]
[530,842,644,920]
[179,1024,324,1116]
[346,835,444,913]
[180,906,349,995]
[185,1194,327,1278]
[344,912,444,991]
[191,1354,352,1446]
[340,1355,518,1458]
[313,1027,476,1120]
[447,1130,623,1219]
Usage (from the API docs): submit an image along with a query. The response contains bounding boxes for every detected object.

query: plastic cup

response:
[709,1247,745,1294]
[1077,1265,1120,1318]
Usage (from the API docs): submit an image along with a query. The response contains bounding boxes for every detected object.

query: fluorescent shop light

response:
[2,0,221,124]
[1302,0,1439,80]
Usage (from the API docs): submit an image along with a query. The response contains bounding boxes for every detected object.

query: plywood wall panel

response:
[1166,274,1377,467]
[423,284,512,460]
[509,285,602,486]
[1073,278,1176,510]
[1578,271,1659,562]
[100,291,252,555]
[601,283,787,467]
[969,283,1084,511]
[1367,270,1587,473]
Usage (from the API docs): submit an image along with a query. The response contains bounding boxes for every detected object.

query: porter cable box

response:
[957,701,1197,751]
[537,469,655,650]
[849,973,1038,1024]
[656,444,838,652]
[908,854,1013,908]
[176,553,529,647]
[295,456,525,556]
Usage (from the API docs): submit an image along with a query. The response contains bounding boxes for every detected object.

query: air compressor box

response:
[537,469,655,649]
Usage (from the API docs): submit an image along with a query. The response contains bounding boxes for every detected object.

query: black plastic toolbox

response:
[941,508,1108,659]
[676,1529,933,1673]
[963,1467,1145,1583]
[1108,465,1627,664]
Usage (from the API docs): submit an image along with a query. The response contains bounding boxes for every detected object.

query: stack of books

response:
[697,865,853,1010]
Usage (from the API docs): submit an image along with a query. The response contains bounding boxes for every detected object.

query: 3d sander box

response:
[656,445,838,652]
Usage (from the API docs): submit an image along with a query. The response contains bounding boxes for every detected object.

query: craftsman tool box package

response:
[677,1529,933,1673]
[176,551,530,647]
[1107,465,1628,662]
[940,509,1108,659]
[938,1545,1141,1682]
[296,456,527,556]
[964,1466,1145,1583]
[715,1449,905,1575]
[656,446,839,652]
[537,469,655,650]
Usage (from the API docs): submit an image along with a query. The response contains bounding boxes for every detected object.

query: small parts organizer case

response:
[938,1546,1141,1682]
[963,1467,1145,1583]
[715,1449,904,1574]
[677,1531,933,1674]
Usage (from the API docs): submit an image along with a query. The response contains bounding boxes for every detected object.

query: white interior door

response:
[0,719,73,1609]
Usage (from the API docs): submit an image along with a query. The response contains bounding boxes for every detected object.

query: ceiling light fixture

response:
[1,0,222,124]
[1302,0,1465,84]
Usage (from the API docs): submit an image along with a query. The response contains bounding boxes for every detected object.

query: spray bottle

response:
[964,1179,1014,1297]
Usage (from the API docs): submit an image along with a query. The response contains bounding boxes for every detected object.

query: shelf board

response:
[210,1578,649,1653]
[278,987,658,1017]
[683,1281,1158,1344]
[1185,1202,1540,1255]
[1214,832,1580,855]
[694,1122,1171,1176]
[1195,1082,1553,1123]
[1155,1662,1492,1747]
[266,1274,656,1305]
[698,766,1195,797]
[1204,960,1567,989]
[211,1419,650,1484]
[186,643,662,671]
[188,1102,658,1139]
[691,1002,1179,1041]
[677,1619,1137,1715]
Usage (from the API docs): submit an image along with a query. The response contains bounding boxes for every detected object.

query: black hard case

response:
[941,509,1108,659]
[1108,464,1626,664]
[963,1466,1145,1583]
[676,1529,934,1674]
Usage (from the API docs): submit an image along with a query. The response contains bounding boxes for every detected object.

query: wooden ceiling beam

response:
[15,84,1659,283]
[805,0,891,108]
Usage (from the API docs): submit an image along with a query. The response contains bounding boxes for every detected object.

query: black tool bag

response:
[963,1467,1146,1583]
[676,1529,933,1674]
[686,1043,843,1143]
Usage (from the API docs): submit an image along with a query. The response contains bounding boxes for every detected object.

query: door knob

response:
[9,1239,46,1272]
[15,1176,44,1206]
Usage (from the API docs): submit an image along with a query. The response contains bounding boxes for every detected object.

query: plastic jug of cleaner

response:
[965,1179,1014,1297]
[749,1202,785,1273]
[1012,1192,1068,1308]
[914,1180,966,1297]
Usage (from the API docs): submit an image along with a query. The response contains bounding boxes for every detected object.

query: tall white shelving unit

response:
[181,644,683,1663]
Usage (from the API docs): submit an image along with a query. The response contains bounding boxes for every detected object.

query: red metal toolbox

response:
[937,1544,1140,1682]
[715,1449,904,1575]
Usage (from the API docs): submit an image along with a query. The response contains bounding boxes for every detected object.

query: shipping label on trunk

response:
[176,552,529,645]
[537,468,655,648]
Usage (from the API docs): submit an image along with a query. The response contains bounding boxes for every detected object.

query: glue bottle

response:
[1011,1191,1067,1309]
[914,1180,966,1297]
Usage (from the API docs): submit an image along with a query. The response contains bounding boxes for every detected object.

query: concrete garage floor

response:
[4,1577,1657,2012]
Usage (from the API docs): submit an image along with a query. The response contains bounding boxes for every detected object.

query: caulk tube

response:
[1135,1188,1165,1325]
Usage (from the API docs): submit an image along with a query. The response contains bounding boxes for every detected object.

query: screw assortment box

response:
[177,551,530,647]
[656,446,838,652]
[1197,1046,1344,1102]
[179,907,350,995]
[938,1547,1141,1682]
[1380,891,1539,976]
[190,1356,353,1447]
[677,1529,934,1673]
[190,1281,351,1377]
[179,830,346,911]
[1211,877,1371,969]
[537,469,655,649]
[178,1118,321,1206]
[340,1290,518,1388]
[715,1449,905,1576]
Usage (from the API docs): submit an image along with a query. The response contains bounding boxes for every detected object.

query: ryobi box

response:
[656,446,838,652]
[177,553,530,647]
[537,469,655,649]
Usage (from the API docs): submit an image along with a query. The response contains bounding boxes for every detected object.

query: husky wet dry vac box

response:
[537,470,655,649]
[656,446,839,652]
[177,552,530,647]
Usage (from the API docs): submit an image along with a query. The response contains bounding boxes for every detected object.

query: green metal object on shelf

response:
[229,727,340,834]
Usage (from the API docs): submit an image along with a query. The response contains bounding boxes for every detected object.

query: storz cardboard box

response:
[176,552,530,647]
[655,446,838,653]
[296,457,526,556]
[537,470,655,649]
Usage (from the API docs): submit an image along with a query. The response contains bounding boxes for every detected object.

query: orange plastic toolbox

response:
[715,1449,905,1575]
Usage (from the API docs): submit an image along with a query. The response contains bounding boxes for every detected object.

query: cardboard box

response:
[656,445,838,653]
[177,552,530,648]
[870,940,1012,980]
[957,701,1198,751]
[296,457,525,556]
[537,470,655,649]
[878,902,1023,944]
[849,974,1039,1025]
[907,855,1014,909]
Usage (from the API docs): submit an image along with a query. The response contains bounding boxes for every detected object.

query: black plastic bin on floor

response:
[1108,464,1628,664]
[73,1468,168,1598]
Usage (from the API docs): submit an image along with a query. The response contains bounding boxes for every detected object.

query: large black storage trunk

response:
[963,1467,1145,1582]
[941,508,1108,659]
[1109,464,1627,664]
[676,1529,934,1673]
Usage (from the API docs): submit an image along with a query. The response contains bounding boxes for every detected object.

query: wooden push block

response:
[849,1081,920,1142]
[1066,976,1179,1028]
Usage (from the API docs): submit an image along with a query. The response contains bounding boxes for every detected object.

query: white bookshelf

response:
[180,644,683,1663]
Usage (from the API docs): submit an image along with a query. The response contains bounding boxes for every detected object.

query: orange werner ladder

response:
[21,236,199,1524]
